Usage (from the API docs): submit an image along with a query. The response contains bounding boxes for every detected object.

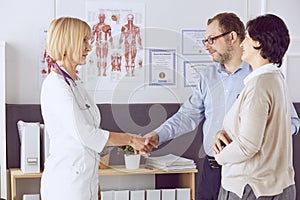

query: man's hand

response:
[143,132,159,155]
[127,132,159,156]
[212,130,232,156]
[128,134,151,155]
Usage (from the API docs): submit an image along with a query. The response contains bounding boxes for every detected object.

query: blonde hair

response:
[46,17,91,61]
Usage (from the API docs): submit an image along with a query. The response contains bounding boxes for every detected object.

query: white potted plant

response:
[118,145,141,170]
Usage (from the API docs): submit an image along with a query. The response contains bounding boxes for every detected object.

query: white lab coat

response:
[40,70,109,200]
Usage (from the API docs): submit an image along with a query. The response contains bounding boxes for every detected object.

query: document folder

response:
[18,121,40,173]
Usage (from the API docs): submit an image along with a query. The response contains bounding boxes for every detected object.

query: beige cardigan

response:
[215,64,295,198]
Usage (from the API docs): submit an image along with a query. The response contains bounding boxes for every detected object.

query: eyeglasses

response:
[202,31,231,45]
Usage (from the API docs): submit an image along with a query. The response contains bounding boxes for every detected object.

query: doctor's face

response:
[72,36,92,66]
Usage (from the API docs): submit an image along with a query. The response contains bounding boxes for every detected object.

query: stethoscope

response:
[54,63,91,110]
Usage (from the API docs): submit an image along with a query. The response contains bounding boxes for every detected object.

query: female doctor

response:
[40,17,150,200]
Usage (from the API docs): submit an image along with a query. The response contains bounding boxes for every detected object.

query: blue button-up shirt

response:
[155,61,300,157]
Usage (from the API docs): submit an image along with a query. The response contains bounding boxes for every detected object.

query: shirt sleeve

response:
[281,70,300,135]
[290,102,300,135]
[155,83,205,145]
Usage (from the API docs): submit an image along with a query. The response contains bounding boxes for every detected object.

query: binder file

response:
[101,191,114,200]
[161,189,175,200]
[146,189,160,200]
[18,121,40,173]
[114,190,129,200]
[130,190,145,200]
[176,188,190,200]
[23,194,40,200]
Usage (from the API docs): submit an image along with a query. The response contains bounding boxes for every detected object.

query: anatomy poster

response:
[82,1,145,91]
[38,28,49,88]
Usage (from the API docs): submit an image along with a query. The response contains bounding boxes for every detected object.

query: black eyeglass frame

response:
[202,31,232,45]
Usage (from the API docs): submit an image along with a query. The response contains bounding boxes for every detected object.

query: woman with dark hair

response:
[213,14,296,199]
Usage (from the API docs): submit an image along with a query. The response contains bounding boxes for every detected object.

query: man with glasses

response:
[202,31,231,46]
[145,12,300,200]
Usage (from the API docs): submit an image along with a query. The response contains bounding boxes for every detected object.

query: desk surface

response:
[10,165,197,177]
[99,165,197,175]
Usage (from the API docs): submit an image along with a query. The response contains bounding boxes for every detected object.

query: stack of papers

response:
[145,154,196,171]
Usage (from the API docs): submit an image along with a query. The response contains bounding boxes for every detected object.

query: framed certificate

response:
[149,49,176,86]
[183,60,213,87]
[182,29,207,55]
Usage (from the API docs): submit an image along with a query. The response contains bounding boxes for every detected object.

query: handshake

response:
[128,132,159,156]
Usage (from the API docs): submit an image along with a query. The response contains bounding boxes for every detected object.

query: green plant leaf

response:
[118,145,135,156]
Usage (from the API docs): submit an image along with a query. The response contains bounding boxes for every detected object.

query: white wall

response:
[0,41,6,199]
[1,0,249,105]
[1,0,299,104]
[266,0,300,102]
[0,0,299,104]
[0,0,54,104]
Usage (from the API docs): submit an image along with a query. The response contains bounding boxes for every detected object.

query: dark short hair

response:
[246,14,290,67]
[208,12,245,42]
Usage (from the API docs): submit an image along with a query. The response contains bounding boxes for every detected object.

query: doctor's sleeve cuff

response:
[96,129,110,153]
[77,127,110,154]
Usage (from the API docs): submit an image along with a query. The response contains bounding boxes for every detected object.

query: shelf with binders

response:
[10,165,197,200]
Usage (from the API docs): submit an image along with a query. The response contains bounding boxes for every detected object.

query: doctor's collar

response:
[54,63,76,86]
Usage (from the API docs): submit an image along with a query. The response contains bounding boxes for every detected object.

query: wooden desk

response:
[10,166,197,200]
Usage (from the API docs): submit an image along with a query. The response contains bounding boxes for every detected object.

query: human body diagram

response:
[91,13,113,76]
[89,13,143,79]
[118,13,143,76]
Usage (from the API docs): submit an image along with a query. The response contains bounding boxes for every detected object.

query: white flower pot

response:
[124,154,141,170]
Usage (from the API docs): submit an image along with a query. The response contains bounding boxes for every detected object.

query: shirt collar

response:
[243,63,280,85]
[216,61,250,74]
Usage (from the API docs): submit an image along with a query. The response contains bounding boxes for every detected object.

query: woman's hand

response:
[212,130,232,155]
[128,134,151,155]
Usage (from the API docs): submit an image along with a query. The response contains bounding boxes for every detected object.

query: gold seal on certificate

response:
[159,72,166,79]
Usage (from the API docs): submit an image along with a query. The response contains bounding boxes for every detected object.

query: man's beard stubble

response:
[213,45,233,65]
